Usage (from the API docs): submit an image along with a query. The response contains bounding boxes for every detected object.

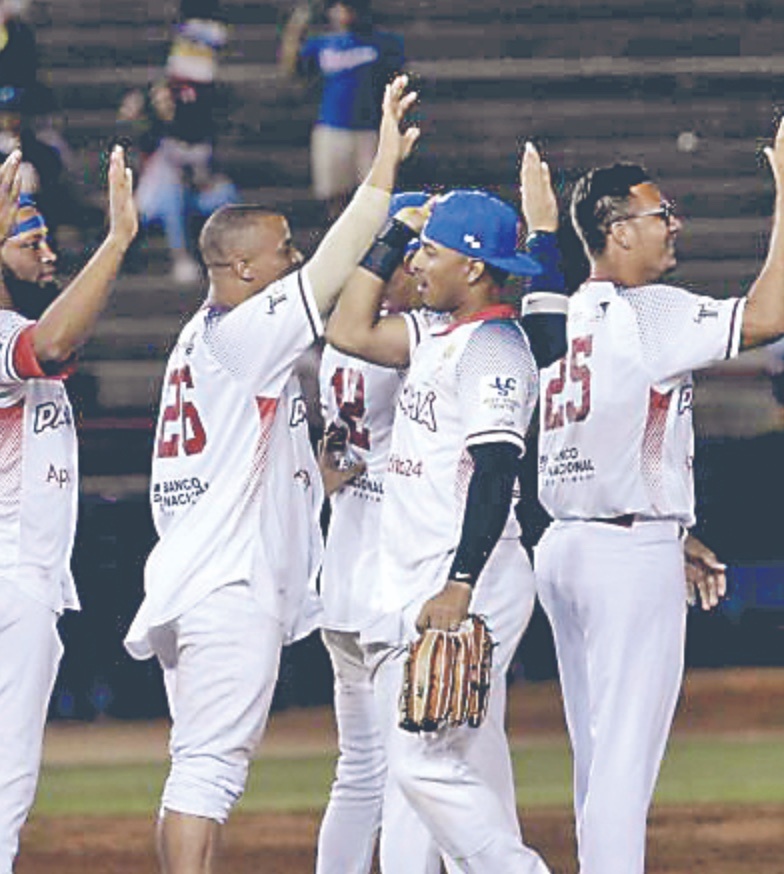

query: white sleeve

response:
[457,321,538,454]
[205,269,324,394]
[0,310,35,387]
[623,284,745,386]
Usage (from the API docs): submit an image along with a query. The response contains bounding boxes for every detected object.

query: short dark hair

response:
[199,204,278,266]
[483,262,510,288]
[570,164,651,256]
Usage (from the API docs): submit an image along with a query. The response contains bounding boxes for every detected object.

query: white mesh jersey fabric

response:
[319,345,405,629]
[126,269,325,659]
[376,315,538,619]
[0,311,79,613]
[538,279,745,524]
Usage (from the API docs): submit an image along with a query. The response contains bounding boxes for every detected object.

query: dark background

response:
[51,429,784,722]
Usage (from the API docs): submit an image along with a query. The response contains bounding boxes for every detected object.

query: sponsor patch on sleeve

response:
[479,374,523,418]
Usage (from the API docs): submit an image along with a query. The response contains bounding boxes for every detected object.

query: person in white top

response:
[326,189,551,873]
[0,146,137,874]
[123,75,419,874]
[317,190,463,874]
[525,120,784,874]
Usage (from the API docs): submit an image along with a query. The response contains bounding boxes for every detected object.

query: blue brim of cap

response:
[485,252,543,277]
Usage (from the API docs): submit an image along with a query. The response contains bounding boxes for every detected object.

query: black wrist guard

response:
[360,218,418,282]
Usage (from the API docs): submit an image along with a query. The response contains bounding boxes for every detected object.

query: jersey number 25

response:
[544,335,593,431]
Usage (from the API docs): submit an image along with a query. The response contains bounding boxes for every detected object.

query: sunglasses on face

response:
[611,200,677,225]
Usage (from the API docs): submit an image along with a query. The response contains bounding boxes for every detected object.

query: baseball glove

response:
[398,614,494,733]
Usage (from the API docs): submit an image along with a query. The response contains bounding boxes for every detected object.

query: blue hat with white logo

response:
[422,189,542,277]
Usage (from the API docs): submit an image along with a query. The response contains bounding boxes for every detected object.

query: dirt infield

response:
[17,668,784,874]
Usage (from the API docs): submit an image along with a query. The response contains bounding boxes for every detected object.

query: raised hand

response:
[520,141,558,233]
[0,150,22,244]
[764,116,784,193]
[379,74,420,165]
[107,145,138,248]
[366,75,420,193]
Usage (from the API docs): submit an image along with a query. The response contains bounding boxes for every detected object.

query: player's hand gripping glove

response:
[398,615,494,732]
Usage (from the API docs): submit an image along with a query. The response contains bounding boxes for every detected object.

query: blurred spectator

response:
[0,1,104,257]
[279,0,404,221]
[117,0,239,284]
[0,0,37,90]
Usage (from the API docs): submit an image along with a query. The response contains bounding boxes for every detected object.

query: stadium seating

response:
[24,0,784,485]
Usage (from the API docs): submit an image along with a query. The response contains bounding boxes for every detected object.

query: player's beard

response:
[2,266,62,321]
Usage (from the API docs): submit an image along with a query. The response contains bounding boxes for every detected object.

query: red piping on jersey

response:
[12,326,47,379]
[12,326,74,380]
[438,304,517,335]
[641,388,671,505]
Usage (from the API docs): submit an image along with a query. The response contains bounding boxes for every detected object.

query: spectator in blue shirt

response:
[280,0,404,220]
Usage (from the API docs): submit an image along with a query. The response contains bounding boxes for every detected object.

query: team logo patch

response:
[479,374,522,416]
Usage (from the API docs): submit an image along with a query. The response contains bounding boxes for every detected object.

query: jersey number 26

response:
[156,365,208,457]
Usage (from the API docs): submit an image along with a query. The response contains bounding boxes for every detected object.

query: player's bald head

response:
[199,205,283,267]
[571,163,651,255]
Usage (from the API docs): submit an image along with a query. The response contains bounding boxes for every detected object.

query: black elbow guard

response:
[520,292,568,369]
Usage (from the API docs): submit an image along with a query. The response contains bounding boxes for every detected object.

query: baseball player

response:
[123,76,419,874]
[326,189,551,873]
[0,145,137,874]
[524,118,784,874]
[316,190,441,874]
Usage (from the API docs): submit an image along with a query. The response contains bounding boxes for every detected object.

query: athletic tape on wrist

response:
[360,218,418,282]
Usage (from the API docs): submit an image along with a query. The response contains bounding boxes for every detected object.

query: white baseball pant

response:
[316,629,442,874]
[0,580,62,874]
[535,519,686,874]
[372,539,549,874]
[148,581,284,824]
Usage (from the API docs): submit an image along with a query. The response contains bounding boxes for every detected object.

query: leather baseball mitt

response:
[398,614,494,733]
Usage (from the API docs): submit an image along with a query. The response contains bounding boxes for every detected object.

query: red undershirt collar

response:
[439,303,517,335]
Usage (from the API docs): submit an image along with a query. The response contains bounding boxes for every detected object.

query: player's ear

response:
[466,259,485,284]
[235,258,254,282]
[608,220,632,251]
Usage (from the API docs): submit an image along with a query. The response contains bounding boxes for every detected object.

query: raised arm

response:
[0,150,22,245]
[742,117,784,348]
[278,5,311,77]
[31,145,138,364]
[304,75,419,317]
[325,202,427,368]
[519,141,568,368]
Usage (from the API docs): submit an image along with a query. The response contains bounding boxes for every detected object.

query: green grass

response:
[33,735,784,817]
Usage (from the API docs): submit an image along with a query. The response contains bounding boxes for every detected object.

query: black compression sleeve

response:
[447,441,520,587]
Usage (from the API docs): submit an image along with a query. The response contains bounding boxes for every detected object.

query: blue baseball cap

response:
[389,191,429,216]
[422,189,542,277]
[390,191,429,254]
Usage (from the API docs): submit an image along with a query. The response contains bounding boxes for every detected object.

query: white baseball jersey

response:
[538,280,745,525]
[125,269,325,659]
[0,310,79,613]
[319,344,405,629]
[371,306,539,630]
